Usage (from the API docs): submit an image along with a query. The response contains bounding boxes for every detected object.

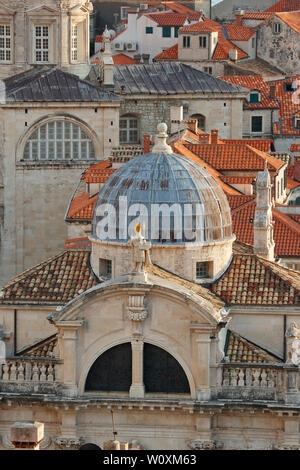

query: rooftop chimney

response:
[253,164,275,261]
[211,129,219,145]
[229,49,238,61]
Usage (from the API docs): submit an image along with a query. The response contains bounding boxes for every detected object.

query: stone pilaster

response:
[130,339,145,399]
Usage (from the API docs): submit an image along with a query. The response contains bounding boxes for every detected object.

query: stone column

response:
[195,332,211,401]
[10,422,44,450]
[130,339,145,399]
[56,321,83,397]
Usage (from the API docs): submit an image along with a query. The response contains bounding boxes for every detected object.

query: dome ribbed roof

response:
[92,152,233,245]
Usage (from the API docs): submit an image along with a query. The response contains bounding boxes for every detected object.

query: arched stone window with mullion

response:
[23,120,96,161]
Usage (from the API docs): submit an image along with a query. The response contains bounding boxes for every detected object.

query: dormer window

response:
[273,23,281,34]
[249,91,260,104]
[199,36,207,48]
[35,26,49,63]
[295,117,300,130]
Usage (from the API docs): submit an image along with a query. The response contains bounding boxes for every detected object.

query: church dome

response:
[92,124,233,246]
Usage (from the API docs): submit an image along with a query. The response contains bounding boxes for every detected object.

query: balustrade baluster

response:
[17,362,25,381]
[238,369,245,386]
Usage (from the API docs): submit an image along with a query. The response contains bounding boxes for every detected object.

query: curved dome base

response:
[90,236,235,283]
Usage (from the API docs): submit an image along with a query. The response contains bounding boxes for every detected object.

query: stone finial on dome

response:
[152,123,173,154]
[103,25,111,41]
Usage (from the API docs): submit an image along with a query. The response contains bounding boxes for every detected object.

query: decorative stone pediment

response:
[26,5,59,16]
[0,4,16,15]
[69,3,93,16]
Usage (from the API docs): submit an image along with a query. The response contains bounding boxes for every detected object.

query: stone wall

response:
[120,93,245,141]
[0,104,120,286]
[257,16,300,74]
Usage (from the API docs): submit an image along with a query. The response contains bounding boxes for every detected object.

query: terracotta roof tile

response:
[225,330,281,363]
[212,29,248,60]
[184,143,285,171]
[231,199,300,256]
[227,194,256,210]
[211,254,300,305]
[155,43,178,60]
[0,251,97,305]
[82,160,116,183]
[18,335,58,358]
[224,25,256,41]
[220,75,280,110]
[222,139,273,152]
[66,193,97,220]
[266,0,300,12]
[146,12,200,26]
[112,53,136,65]
[275,11,300,34]
[179,21,218,32]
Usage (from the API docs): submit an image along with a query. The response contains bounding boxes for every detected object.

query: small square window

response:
[162,26,171,38]
[196,262,209,279]
[99,259,112,278]
[146,27,153,34]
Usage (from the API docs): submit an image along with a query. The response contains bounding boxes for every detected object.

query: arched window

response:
[144,343,190,394]
[23,120,96,161]
[120,114,139,144]
[85,343,132,392]
[190,113,206,131]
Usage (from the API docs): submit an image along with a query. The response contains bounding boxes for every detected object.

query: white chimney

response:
[229,49,238,61]
[170,106,183,134]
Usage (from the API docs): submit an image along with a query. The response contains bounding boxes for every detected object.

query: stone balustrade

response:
[0,358,62,394]
[218,363,289,401]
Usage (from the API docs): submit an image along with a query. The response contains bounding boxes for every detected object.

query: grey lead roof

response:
[114,62,247,95]
[4,67,121,103]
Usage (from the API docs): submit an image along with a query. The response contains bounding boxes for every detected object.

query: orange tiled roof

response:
[155,43,178,60]
[0,251,97,305]
[270,75,300,135]
[112,53,136,65]
[146,11,200,26]
[238,12,273,20]
[227,194,255,210]
[211,254,300,305]
[220,75,280,110]
[275,11,300,34]
[231,199,300,256]
[172,141,241,196]
[18,335,58,358]
[212,29,248,60]
[221,175,256,184]
[64,237,91,250]
[184,143,285,171]
[266,0,300,12]
[222,139,273,152]
[225,330,281,363]
[224,24,256,41]
[179,21,218,33]
[66,193,97,221]
[82,160,116,184]
[95,35,103,43]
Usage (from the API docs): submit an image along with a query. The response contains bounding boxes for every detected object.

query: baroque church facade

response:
[0,125,300,450]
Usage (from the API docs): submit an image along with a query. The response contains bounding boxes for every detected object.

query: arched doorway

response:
[79,443,101,450]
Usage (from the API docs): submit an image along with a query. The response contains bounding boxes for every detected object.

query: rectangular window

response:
[252,116,263,133]
[72,24,78,61]
[295,118,300,129]
[162,26,171,38]
[199,36,207,48]
[99,259,112,279]
[35,25,49,63]
[204,67,212,74]
[174,26,179,38]
[249,92,260,103]
[196,262,209,279]
[252,37,255,48]
[146,26,153,34]
[183,36,190,48]
[0,25,11,62]
[273,23,281,34]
